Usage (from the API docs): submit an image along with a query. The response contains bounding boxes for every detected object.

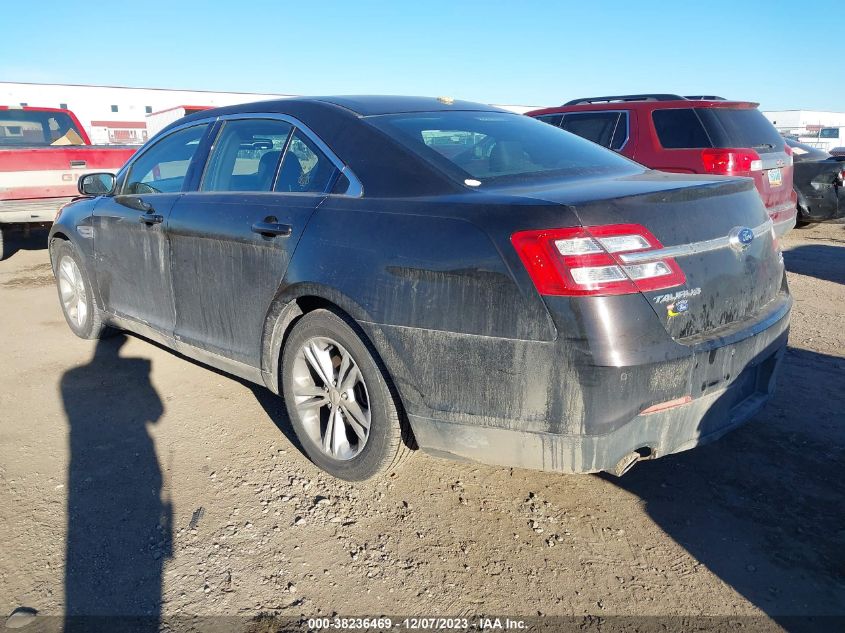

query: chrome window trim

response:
[618,219,773,264]
[561,110,630,152]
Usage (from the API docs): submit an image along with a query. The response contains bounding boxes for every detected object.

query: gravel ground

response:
[0,224,843,630]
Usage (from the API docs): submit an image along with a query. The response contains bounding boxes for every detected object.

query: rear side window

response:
[652,109,711,149]
[124,124,209,194]
[695,108,784,152]
[274,131,338,193]
[534,114,563,127]
[561,112,628,150]
[202,119,292,192]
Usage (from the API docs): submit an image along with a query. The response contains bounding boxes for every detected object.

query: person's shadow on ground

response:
[605,347,845,632]
[61,334,171,632]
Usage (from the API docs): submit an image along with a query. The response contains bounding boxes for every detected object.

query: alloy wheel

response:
[291,336,372,460]
[58,256,88,329]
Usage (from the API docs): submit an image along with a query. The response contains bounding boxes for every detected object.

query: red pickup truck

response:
[0,106,136,259]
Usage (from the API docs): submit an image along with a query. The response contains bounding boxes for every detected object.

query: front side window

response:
[561,111,628,150]
[367,111,639,184]
[274,130,338,193]
[202,119,293,192]
[123,124,209,194]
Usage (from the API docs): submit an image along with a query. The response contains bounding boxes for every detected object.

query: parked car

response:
[784,138,845,225]
[804,126,845,153]
[526,94,797,236]
[49,96,790,481]
[0,106,136,259]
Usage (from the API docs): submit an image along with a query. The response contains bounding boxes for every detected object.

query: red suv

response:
[526,94,797,235]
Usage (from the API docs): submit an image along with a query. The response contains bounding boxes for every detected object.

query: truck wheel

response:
[51,239,110,339]
[281,308,412,481]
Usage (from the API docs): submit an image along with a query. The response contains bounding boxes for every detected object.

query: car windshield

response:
[0,109,85,147]
[367,111,640,185]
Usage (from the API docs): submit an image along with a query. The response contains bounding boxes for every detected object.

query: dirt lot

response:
[1,224,843,630]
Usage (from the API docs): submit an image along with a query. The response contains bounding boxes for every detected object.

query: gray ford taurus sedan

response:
[49,96,790,480]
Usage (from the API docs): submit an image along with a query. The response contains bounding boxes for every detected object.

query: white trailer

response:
[145,105,211,139]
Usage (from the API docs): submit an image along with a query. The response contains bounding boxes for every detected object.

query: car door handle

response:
[139,213,164,225]
[251,221,292,237]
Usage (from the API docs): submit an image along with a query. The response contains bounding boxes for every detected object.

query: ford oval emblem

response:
[730,226,755,251]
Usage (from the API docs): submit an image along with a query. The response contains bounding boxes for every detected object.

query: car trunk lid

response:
[509,171,786,342]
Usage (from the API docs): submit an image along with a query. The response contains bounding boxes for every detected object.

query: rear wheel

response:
[51,239,110,339]
[281,309,411,480]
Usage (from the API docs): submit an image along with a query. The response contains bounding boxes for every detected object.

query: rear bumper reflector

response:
[640,395,693,415]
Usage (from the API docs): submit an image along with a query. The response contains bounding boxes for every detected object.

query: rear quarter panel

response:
[278,195,576,429]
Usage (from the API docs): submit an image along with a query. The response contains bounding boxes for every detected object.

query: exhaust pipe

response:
[610,451,641,477]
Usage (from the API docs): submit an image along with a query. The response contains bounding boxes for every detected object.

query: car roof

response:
[527,98,759,117]
[167,96,510,198]
[312,95,505,116]
[181,95,505,121]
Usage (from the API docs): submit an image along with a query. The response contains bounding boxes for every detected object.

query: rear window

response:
[695,108,784,152]
[0,109,85,147]
[367,111,639,184]
[820,128,840,139]
[653,107,785,152]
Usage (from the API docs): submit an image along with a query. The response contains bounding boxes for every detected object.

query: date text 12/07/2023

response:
[306,617,528,630]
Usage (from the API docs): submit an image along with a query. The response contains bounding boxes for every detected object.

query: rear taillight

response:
[511,224,686,296]
[701,148,762,175]
[783,143,793,157]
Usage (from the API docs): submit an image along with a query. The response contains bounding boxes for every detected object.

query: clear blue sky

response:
[3,0,842,111]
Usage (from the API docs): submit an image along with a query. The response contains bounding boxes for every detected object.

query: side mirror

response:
[78,172,116,196]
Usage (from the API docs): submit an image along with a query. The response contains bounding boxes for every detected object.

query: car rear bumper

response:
[796,185,845,222]
[767,199,798,236]
[0,197,69,224]
[367,293,790,475]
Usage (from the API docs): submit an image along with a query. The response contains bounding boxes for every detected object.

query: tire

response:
[281,308,412,481]
[51,239,110,339]
[0,227,6,261]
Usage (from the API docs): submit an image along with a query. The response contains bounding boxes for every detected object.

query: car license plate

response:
[767,167,783,186]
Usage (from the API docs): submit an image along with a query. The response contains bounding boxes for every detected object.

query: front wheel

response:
[51,239,110,339]
[281,309,411,480]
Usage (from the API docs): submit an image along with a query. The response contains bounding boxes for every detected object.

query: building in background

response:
[763,110,845,137]
[0,82,293,144]
[0,82,541,145]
